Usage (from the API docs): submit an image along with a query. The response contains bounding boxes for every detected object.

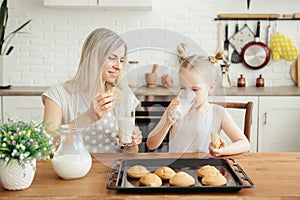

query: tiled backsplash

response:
[5,0,300,87]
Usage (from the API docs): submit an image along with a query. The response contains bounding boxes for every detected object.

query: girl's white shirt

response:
[169,104,225,153]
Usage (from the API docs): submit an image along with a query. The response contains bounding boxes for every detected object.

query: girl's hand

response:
[132,126,142,145]
[165,97,180,126]
[90,92,114,120]
[209,138,226,157]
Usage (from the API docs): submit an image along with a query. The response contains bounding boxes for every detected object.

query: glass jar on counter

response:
[52,125,92,180]
[127,60,139,88]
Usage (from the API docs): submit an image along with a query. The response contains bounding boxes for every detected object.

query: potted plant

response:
[0,118,54,190]
[0,0,31,55]
[0,0,31,87]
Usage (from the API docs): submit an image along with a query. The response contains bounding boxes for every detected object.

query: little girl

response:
[146,44,250,156]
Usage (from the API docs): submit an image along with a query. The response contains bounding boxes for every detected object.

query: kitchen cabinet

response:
[258,96,300,152]
[43,0,152,10]
[43,0,97,7]
[2,96,44,123]
[213,96,259,152]
[0,97,2,122]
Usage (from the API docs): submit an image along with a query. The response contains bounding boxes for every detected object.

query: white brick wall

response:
[4,0,300,87]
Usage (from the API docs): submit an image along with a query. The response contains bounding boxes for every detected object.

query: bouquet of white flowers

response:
[0,118,54,165]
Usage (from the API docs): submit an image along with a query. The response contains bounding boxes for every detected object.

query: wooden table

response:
[1,152,300,199]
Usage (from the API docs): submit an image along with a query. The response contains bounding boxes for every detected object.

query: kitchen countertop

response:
[133,85,300,96]
[1,152,299,199]
[0,86,49,96]
[1,85,300,96]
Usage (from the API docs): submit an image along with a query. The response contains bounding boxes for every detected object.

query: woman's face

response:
[179,68,213,107]
[102,45,125,84]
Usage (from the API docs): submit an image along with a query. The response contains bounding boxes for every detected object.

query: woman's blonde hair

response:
[64,28,127,99]
[177,43,217,87]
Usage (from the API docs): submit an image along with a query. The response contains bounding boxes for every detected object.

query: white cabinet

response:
[43,0,152,10]
[2,96,44,124]
[213,96,259,152]
[43,0,97,7]
[0,97,2,122]
[258,96,300,152]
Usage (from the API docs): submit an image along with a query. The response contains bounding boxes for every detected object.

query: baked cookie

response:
[211,131,221,149]
[201,172,227,186]
[197,165,220,178]
[109,87,122,105]
[139,173,162,187]
[126,165,149,179]
[169,171,195,186]
[154,166,176,180]
[198,165,227,186]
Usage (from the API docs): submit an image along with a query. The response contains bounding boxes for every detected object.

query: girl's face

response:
[179,68,214,107]
[102,45,125,84]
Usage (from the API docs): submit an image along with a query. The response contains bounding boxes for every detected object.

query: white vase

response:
[0,159,36,190]
[0,56,10,87]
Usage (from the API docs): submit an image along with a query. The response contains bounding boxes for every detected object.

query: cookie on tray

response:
[201,171,227,186]
[154,166,176,181]
[169,171,195,186]
[197,165,220,178]
[126,165,149,179]
[139,173,162,187]
[198,165,227,186]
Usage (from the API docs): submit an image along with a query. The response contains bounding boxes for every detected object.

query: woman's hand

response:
[90,92,114,121]
[165,97,180,126]
[120,126,142,153]
[209,138,226,157]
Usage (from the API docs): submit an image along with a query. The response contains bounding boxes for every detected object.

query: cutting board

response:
[290,55,300,87]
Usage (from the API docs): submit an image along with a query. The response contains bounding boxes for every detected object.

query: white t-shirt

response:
[169,104,225,153]
[42,83,140,153]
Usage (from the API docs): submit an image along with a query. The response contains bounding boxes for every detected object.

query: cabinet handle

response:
[264,112,267,125]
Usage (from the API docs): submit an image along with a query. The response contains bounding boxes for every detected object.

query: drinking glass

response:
[170,89,196,121]
[115,109,135,146]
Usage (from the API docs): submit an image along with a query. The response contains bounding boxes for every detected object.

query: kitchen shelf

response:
[214,18,300,21]
[215,13,300,21]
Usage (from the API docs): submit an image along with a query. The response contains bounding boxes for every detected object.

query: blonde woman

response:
[146,44,250,156]
[42,28,141,153]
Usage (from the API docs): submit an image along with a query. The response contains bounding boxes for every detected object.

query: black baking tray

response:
[107,158,255,193]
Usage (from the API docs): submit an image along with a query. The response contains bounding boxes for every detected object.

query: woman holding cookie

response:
[146,44,250,156]
[42,28,141,153]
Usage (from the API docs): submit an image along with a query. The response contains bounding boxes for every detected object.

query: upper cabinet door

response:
[44,0,97,7]
[99,0,152,10]
[44,0,152,10]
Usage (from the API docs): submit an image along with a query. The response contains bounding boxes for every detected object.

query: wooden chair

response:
[211,101,254,141]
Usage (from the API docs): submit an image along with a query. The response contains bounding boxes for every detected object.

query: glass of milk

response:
[52,125,92,180]
[170,89,196,122]
[115,109,135,146]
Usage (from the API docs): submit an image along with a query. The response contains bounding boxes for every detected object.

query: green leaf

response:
[0,0,8,53]
[10,19,32,35]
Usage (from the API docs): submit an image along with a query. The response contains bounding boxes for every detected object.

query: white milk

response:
[52,154,92,179]
[118,117,134,145]
[170,104,182,122]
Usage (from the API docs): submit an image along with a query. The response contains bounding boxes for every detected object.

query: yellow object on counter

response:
[270,32,298,62]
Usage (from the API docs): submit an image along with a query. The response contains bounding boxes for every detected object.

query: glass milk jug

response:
[52,125,92,180]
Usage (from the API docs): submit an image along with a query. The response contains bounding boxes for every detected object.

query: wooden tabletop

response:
[1,85,300,96]
[1,152,300,199]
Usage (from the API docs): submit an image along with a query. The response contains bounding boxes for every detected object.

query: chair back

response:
[212,102,254,141]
